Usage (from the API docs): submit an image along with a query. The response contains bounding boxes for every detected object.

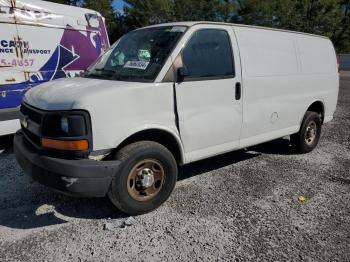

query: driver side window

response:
[182,29,235,80]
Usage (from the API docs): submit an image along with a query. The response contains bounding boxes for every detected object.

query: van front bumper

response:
[14,132,120,197]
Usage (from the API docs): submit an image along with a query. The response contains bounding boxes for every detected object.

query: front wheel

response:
[290,111,322,153]
[108,141,178,215]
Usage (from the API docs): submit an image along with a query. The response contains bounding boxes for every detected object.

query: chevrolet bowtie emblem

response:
[21,117,29,129]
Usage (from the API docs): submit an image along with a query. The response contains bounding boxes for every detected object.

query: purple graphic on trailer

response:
[32,24,104,83]
[61,25,102,71]
[0,21,110,110]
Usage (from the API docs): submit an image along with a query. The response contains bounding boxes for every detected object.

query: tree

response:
[43,0,350,52]
[332,0,350,52]
[122,0,238,29]
[236,0,350,52]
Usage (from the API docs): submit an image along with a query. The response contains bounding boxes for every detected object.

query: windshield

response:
[84,26,187,82]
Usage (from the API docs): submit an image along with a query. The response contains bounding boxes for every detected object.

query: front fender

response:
[113,124,186,163]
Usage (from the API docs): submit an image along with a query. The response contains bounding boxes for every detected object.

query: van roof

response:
[1,0,102,17]
[144,21,329,40]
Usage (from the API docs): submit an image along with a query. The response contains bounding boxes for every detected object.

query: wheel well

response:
[307,101,325,123]
[114,129,183,164]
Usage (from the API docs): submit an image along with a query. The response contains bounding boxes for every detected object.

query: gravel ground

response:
[0,76,349,262]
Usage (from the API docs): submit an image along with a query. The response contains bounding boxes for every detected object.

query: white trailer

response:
[0,0,109,135]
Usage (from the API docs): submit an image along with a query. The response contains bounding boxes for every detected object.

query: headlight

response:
[61,117,69,134]
[42,113,88,138]
[40,111,91,154]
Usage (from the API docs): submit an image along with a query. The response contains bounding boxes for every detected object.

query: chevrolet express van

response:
[0,0,109,136]
[14,22,339,215]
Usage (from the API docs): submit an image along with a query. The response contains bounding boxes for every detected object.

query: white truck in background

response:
[0,0,109,135]
[15,22,339,215]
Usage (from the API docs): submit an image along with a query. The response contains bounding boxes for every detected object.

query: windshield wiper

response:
[112,73,135,81]
[114,74,150,82]
[112,74,152,82]
[113,75,124,81]
[84,73,106,79]
[94,68,116,75]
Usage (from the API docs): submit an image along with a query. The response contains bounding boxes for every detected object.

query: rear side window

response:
[182,29,234,80]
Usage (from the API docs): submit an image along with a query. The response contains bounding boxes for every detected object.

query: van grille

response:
[20,103,43,124]
[20,103,43,148]
[22,127,41,146]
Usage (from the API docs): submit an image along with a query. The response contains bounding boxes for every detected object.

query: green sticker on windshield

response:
[138,49,151,62]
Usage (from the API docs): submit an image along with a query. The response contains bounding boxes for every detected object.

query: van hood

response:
[23,77,148,110]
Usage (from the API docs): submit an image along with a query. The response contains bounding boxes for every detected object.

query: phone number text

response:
[0,59,34,67]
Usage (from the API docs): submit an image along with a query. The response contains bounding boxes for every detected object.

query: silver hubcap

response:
[127,159,165,202]
[138,168,155,188]
[305,121,317,145]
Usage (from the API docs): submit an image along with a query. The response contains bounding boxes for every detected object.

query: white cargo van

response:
[14,22,339,215]
[0,0,109,136]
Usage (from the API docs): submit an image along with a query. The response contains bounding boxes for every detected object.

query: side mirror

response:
[177,67,188,83]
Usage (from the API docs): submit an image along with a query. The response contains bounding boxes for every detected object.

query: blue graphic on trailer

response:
[30,45,79,83]
[0,82,31,109]
[0,45,79,110]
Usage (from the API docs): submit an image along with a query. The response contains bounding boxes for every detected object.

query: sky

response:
[112,0,125,11]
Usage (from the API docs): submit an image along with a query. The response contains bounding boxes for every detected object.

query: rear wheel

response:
[108,141,177,215]
[291,111,322,153]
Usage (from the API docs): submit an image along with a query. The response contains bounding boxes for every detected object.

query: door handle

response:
[235,82,241,100]
[5,78,16,82]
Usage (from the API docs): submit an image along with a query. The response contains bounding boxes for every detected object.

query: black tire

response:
[290,111,322,153]
[108,141,178,215]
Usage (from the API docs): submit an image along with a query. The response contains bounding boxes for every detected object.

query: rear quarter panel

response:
[294,35,339,123]
[234,26,338,147]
